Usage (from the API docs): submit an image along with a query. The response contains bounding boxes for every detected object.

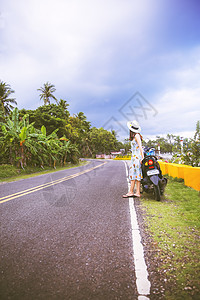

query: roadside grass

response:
[141,176,200,300]
[0,161,89,182]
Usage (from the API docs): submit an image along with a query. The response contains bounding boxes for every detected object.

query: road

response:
[0,160,150,300]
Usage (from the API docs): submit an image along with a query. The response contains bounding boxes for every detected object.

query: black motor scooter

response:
[141,147,167,201]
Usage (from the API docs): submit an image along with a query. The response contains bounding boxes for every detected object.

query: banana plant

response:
[0,108,36,167]
[0,108,79,168]
[0,108,20,164]
[60,138,79,164]
[60,137,72,166]
[32,125,60,168]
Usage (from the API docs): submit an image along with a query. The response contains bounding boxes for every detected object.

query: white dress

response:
[129,139,143,181]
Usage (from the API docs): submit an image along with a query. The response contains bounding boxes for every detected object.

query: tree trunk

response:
[87,143,93,156]
[20,145,24,169]
[64,154,67,166]
[9,146,13,165]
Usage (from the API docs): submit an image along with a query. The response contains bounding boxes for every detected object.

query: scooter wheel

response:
[153,184,161,201]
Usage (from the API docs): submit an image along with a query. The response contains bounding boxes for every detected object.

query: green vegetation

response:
[0,161,88,182]
[0,107,80,168]
[141,176,200,299]
[181,121,200,167]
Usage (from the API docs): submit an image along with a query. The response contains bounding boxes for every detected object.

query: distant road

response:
[1,160,143,299]
[160,153,173,160]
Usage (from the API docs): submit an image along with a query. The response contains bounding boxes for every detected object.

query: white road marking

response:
[123,161,151,299]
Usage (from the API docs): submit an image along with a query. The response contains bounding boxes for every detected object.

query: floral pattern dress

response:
[129,139,143,181]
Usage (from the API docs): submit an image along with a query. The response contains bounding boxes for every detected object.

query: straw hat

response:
[127,120,141,133]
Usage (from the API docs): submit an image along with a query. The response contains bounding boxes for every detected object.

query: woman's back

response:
[131,139,142,158]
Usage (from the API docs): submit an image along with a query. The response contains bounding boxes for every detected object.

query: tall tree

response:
[0,80,17,118]
[67,112,91,156]
[37,82,57,105]
[89,127,118,155]
[19,103,69,137]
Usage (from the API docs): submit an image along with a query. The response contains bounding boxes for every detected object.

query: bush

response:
[182,139,200,167]
[0,164,19,178]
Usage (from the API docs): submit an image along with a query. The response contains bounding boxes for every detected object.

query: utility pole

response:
[180,137,183,154]
[158,144,160,157]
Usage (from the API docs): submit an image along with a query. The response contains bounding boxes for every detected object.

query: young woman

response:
[123,120,144,198]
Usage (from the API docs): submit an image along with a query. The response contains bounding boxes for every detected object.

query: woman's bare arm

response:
[135,134,144,160]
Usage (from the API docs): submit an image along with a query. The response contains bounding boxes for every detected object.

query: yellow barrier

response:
[158,162,192,179]
[158,161,166,175]
[184,167,200,191]
[166,163,193,179]
[159,162,199,191]
[168,163,178,177]
[114,157,131,160]
[165,163,169,175]
[158,161,170,175]
[176,165,186,179]
[178,165,193,179]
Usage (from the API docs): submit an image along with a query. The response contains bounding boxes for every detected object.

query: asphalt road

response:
[0,160,142,300]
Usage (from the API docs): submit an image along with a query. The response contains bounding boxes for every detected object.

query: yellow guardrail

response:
[114,156,131,160]
[158,161,200,191]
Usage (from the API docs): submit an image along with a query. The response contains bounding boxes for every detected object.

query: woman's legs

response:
[129,180,135,194]
[123,180,135,197]
[134,180,141,197]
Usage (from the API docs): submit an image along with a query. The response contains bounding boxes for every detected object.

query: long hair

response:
[129,130,143,141]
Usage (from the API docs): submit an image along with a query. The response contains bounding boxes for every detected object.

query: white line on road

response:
[124,161,151,300]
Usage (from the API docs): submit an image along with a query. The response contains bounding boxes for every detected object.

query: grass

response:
[141,176,200,299]
[0,161,89,182]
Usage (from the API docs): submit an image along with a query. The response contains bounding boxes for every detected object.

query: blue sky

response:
[0,0,200,141]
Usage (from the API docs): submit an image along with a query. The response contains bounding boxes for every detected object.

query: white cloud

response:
[115,47,200,139]
[1,0,161,73]
[140,65,200,137]
[0,0,162,108]
[0,0,199,140]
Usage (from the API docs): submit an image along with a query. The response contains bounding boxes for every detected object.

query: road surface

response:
[0,160,150,300]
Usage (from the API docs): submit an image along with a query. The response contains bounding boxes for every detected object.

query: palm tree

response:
[37,82,57,105]
[0,80,17,117]
[59,99,69,110]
